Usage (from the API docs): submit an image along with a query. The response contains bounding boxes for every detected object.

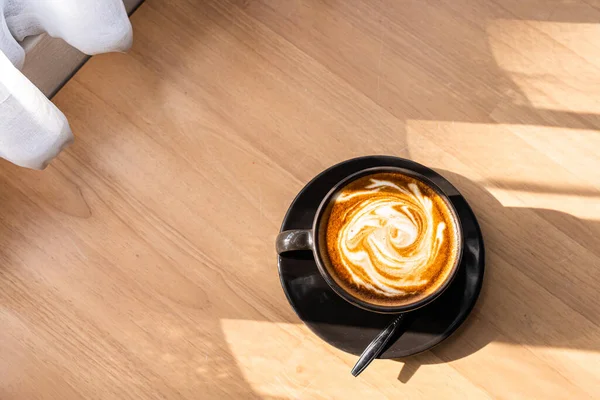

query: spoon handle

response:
[351,314,405,377]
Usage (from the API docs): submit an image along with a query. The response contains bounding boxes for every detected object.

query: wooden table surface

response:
[2,0,600,398]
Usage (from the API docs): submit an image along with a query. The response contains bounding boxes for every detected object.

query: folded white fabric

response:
[0,0,133,169]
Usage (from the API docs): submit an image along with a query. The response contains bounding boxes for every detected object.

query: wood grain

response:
[2,0,600,398]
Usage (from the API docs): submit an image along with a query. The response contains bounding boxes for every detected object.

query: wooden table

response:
[1,0,599,398]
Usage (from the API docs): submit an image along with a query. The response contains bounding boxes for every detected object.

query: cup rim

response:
[310,166,464,314]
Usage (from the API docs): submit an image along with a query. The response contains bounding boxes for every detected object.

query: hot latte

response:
[322,171,460,307]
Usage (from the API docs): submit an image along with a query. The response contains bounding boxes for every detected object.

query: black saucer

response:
[277,156,484,358]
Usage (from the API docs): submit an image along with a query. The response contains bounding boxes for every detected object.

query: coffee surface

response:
[323,172,460,307]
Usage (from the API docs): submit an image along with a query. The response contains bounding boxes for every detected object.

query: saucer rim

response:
[277,155,485,358]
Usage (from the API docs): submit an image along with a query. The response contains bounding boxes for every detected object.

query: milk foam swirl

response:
[333,178,448,297]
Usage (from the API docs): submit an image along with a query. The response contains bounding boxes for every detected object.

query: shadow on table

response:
[391,169,600,383]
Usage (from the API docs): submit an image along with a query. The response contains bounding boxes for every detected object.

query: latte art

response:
[324,172,459,306]
[337,180,446,295]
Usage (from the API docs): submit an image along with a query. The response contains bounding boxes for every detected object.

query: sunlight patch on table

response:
[405,120,600,221]
[486,19,600,114]
[219,319,382,398]
[221,319,496,398]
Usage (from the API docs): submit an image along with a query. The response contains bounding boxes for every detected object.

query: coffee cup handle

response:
[276,229,314,254]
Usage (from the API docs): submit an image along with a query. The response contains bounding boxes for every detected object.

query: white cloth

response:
[0,0,132,169]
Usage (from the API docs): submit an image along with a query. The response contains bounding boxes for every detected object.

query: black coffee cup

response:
[276,166,463,314]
